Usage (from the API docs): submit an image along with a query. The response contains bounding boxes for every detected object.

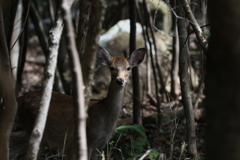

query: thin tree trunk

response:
[176,1,197,158]
[25,12,63,160]
[61,0,87,159]
[77,0,104,104]
[143,0,161,126]
[129,0,141,124]
[135,0,151,96]
[144,2,167,101]
[29,2,48,55]
[206,0,240,159]
[15,0,28,96]
[0,8,18,160]
[57,36,71,95]
[47,0,56,25]
[170,0,179,100]
[2,0,18,49]
[30,2,64,93]
[10,0,22,86]
[0,70,17,160]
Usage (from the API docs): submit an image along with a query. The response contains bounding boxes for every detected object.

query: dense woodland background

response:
[0,0,240,160]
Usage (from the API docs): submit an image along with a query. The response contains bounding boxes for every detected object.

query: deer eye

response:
[127,67,131,71]
[110,67,115,71]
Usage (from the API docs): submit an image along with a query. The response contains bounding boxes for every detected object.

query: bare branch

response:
[180,0,208,54]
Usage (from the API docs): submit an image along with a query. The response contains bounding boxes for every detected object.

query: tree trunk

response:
[142,0,161,126]
[15,0,28,96]
[176,1,197,158]
[78,0,104,102]
[24,12,63,160]
[0,8,17,160]
[10,0,22,86]
[129,0,141,124]
[170,0,179,100]
[206,0,240,159]
[62,0,87,159]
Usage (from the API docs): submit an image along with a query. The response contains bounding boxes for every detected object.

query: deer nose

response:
[116,78,124,86]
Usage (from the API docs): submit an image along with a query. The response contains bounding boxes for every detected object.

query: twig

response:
[10,0,31,51]
[182,24,210,50]
[180,0,208,54]
[107,132,123,159]
[179,141,187,160]
[155,0,195,33]
[139,149,152,160]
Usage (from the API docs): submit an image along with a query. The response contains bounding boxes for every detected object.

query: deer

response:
[16,46,146,160]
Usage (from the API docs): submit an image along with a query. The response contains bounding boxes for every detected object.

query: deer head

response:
[97,46,146,87]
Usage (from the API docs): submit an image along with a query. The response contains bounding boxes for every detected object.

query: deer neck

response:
[102,78,125,116]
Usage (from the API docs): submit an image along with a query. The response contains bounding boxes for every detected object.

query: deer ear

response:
[130,48,146,67]
[97,46,113,66]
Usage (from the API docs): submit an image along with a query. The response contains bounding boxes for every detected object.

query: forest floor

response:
[13,35,206,160]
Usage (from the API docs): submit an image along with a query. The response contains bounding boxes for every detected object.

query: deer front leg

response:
[89,137,107,160]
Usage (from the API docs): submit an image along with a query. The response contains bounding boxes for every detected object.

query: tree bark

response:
[170,0,179,100]
[0,70,17,160]
[0,8,17,160]
[25,12,63,160]
[2,0,18,49]
[78,0,104,102]
[129,0,141,124]
[62,0,87,159]
[15,0,28,96]
[176,1,197,158]
[142,0,161,126]
[10,0,22,87]
[206,0,240,159]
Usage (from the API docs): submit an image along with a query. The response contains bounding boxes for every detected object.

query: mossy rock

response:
[106,124,149,159]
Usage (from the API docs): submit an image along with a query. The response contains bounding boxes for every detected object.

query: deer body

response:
[87,80,125,159]
[17,47,145,160]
